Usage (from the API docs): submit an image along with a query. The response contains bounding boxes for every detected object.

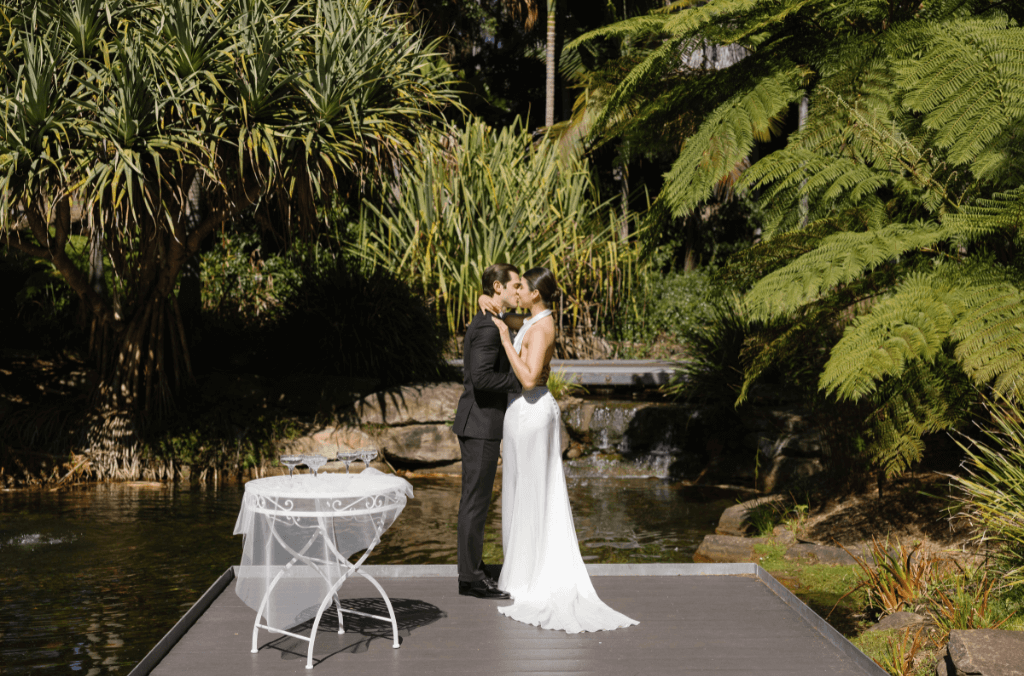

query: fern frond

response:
[660,63,805,218]
[892,18,1024,167]
[865,355,974,477]
[590,36,692,136]
[946,186,1024,245]
[950,283,1024,393]
[744,221,946,321]
[564,15,673,53]
[820,274,960,400]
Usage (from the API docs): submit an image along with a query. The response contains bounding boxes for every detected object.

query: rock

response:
[279,426,374,457]
[560,419,570,456]
[936,648,955,676]
[866,612,929,633]
[379,424,461,465]
[311,426,374,448]
[559,400,691,456]
[947,629,1024,676]
[693,534,768,563]
[782,543,859,566]
[716,495,786,537]
[351,384,463,425]
[772,525,797,545]
[757,456,824,493]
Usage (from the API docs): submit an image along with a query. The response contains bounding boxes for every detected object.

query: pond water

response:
[0,473,743,675]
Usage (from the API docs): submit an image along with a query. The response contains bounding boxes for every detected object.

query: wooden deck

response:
[132,564,883,676]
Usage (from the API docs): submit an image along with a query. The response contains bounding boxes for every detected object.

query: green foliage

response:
[146,412,305,471]
[198,230,309,328]
[265,266,451,385]
[952,393,1024,587]
[662,291,751,404]
[746,497,809,537]
[927,566,1016,643]
[546,368,587,400]
[573,0,1024,477]
[0,0,458,411]
[615,268,717,345]
[352,116,650,340]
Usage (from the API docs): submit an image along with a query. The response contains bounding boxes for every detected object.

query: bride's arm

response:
[491,316,554,390]
[477,294,527,330]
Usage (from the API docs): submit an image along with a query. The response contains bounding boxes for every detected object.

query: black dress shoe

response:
[459,577,511,599]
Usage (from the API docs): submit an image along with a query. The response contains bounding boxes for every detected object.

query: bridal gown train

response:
[497,310,638,633]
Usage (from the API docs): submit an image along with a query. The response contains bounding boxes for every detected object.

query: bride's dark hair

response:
[522,267,560,308]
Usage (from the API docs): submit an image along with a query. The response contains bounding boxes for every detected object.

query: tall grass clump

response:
[352,117,650,356]
[952,392,1024,587]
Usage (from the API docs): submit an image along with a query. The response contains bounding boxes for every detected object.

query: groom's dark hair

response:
[482,263,520,296]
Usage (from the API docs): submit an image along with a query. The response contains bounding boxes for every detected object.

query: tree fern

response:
[891,18,1024,168]
[744,222,947,321]
[571,0,1024,476]
[661,63,805,217]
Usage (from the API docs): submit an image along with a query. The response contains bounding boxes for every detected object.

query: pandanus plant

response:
[352,117,648,355]
[0,0,457,459]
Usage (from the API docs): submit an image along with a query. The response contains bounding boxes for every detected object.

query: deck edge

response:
[755,565,887,676]
[127,566,235,676]
[355,563,760,577]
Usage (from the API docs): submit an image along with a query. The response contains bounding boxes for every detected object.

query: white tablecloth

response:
[233,469,414,629]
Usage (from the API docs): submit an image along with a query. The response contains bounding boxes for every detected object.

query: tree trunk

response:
[545,1,556,128]
[798,96,809,226]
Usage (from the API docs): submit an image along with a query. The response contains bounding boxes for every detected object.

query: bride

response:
[487,267,638,634]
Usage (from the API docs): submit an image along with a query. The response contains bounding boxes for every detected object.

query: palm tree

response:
[1,0,458,468]
[502,0,557,127]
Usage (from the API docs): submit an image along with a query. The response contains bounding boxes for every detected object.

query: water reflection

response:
[0,473,740,675]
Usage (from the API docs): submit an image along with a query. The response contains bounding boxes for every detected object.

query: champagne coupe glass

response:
[303,455,328,477]
[336,448,378,473]
[279,455,304,477]
[356,449,378,471]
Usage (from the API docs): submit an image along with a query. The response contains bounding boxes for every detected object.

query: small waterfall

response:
[562,399,693,479]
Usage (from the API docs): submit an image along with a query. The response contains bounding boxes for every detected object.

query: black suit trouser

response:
[456,435,501,582]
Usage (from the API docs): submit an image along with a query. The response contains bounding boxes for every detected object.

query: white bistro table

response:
[233,469,414,669]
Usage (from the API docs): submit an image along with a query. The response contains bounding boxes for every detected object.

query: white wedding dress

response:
[497,310,638,633]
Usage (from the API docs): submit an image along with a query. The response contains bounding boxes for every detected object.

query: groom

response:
[452,263,522,599]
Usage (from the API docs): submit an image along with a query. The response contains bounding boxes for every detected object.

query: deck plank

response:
[150,574,876,675]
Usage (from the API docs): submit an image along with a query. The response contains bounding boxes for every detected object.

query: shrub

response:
[263,266,451,385]
[951,393,1024,587]
[928,567,1016,643]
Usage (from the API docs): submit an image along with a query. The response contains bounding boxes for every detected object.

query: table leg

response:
[253,516,332,654]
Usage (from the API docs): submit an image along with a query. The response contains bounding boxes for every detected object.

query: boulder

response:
[351,384,463,425]
[946,629,1024,676]
[782,543,859,566]
[716,495,786,537]
[866,612,930,633]
[380,424,461,465]
[757,455,824,493]
[693,534,768,563]
[279,426,374,457]
[772,525,797,545]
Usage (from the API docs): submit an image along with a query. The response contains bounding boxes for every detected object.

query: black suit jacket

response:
[452,311,521,440]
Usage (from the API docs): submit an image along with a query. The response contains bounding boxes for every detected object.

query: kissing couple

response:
[451,263,638,634]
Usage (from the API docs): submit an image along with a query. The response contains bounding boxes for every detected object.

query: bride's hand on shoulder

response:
[478,294,502,315]
[490,315,511,343]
